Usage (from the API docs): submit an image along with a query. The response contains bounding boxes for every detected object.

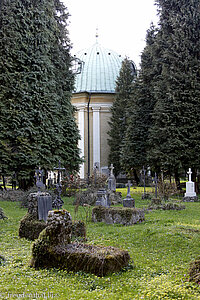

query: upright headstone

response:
[96,188,110,207]
[108,164,116,192]
[123,180,135,208]
[183,168,198,202]
[35,167,45,191]
[35,167,52,222]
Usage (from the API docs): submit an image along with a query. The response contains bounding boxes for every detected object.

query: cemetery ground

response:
[0,188,200,299]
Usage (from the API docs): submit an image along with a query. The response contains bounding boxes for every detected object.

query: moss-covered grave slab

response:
[31,242,130,277]
[92,206,145,225]
[30,210,130,276]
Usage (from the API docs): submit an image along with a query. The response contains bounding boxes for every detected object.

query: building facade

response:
[71,41,123,179]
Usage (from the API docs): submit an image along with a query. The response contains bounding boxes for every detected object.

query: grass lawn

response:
[0,189,200,299]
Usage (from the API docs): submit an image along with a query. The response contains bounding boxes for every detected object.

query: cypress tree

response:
[120,25,159,177]
[0,0,80,189]
[148,0,200,185]
[107,58,136,176]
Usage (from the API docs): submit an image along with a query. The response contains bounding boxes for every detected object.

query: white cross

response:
[187,168,192,182]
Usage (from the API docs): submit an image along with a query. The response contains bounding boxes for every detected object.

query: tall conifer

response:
[107,58,136,176]
[0,0,80,189]
[148,0,200,183]
[121,25,159,175]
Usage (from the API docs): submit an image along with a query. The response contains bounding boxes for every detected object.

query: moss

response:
[19,213,86,241]
[30,242,130,277]
[92,207,145,225]
[19,213,46,240]
[148,201,185,211]
[189,258,200,284]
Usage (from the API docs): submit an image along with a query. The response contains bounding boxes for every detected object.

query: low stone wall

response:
[92,206,145,226]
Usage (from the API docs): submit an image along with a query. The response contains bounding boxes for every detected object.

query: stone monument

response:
[35,167,52,222]
[183,168,198,202]
[108,164,116,192]
[123,180,135,208]
[96,188,110,207]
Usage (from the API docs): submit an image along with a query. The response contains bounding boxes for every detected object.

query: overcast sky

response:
[63,0,159,67]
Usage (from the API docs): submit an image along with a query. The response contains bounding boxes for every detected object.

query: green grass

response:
[0,190,200,299]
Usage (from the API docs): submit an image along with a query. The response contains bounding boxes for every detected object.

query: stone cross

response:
[187,168,192,182]
[110,164,114,176]
[127,180,131,198]
[35,167,45,192]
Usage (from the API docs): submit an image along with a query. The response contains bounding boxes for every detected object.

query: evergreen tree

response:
[107,58,136,176]
[148,0,200,185]
[120,25,159,177]
[0,0,80,189]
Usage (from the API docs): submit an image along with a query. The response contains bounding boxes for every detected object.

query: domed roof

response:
[73,42,123,93]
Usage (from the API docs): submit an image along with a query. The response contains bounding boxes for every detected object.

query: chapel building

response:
[71,40,127,179]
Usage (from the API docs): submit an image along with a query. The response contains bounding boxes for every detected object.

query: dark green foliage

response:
[148,0,200,177]
[108,58,136,176]
[0,0,81,190]
[121,25,159,174]
[122,0,200,185]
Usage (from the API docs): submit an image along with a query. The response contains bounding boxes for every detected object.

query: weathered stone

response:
[30,209,130,276]
[96,188,109,207]
[28,192,52,219]
[19,213,46,240]
[92,207,145,226]
[148,201,185,211]
[123,198,135,208]
[182,196,199,202]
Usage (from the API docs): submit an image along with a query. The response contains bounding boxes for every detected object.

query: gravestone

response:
[35,167,52,221]
[96,188,110,207]
[108,164,116,192]
[123,180,135,208]
[30,210,130,276]
[183,168,198,202]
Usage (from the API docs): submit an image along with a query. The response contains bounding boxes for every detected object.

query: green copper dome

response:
[74,42,123,93]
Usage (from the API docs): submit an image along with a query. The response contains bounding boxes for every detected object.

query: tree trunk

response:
[133,169,140,186]
[2,175,7,191]
[174,170,181,190]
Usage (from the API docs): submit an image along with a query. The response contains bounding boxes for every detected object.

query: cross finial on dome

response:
[95,27,99,43]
